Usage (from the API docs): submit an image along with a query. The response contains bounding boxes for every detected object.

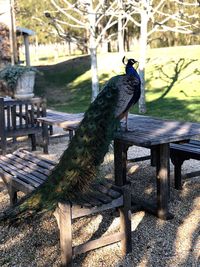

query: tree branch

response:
[50,0,86,27]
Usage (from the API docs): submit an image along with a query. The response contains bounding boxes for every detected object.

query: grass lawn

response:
[35,45,200,122]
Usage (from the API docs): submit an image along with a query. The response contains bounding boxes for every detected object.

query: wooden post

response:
[174,161,183,190]
[119,185,132,255]
[42,123,49,154]
[171,156,184,190]
[41,98,49,154]
[55,203,73,267]
[156,144,171,220]
[29,134,36,151]
[0,98,7,155]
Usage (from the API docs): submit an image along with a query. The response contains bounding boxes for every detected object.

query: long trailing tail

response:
[0,76,120,224]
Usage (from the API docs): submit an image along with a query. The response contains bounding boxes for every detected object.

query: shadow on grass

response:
[131,96,200,123]
[148,58,199,99]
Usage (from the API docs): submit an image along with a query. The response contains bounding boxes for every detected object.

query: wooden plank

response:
[119,185,132,254]
[7,106,11,130]
[0,171,35,193]
[5,127,42,137]
[127,155,151,163]
[171,144,200,155]
[25,103,29,128]
[184,170,200,179]
[0,161,42,187]
[56,203,73,267]
[100,179,123,194]
[156,144,171,220]
[13,150,56,169]
[88,190,113,204]
[72,196,123,219]
[79,193,102,207]
[0,98,7,155]
[11,105,17,131]
[18,149,56,165]
[6,154,52,176]
[2,154,49,180]
[91,182,121,199]
[73,232,124,256]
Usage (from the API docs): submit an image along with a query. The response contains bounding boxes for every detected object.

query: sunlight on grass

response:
[35,45,200,122]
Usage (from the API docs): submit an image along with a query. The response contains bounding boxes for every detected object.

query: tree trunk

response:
[90,47,99,101]
[118,0,124,57]
[88,0,99,101]
[138,8,148,114]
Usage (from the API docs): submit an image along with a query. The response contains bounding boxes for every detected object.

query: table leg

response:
[42,123,49,154]
[156,143,173,220]
[69,129,74,141]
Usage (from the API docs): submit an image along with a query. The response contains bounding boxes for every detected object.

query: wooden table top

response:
[38,112,200,147]
[37,111,84,129]
[115,114,200,147]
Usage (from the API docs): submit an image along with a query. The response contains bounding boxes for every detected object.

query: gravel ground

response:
[0,133,199,267]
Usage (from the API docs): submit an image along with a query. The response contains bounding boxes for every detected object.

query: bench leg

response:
[174,159,184,190]
[156,144,171,219]
[0,136,7,155]
[30,134,37,151]
[42,123,49,154]
[119,185,132,255]
[54,203,73,267]
[171,156,184,190]
[49,125,53,135]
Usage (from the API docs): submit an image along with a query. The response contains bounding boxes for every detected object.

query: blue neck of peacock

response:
[126,65,141,82]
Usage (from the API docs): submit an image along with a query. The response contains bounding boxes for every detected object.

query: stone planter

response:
[14,71,35,99]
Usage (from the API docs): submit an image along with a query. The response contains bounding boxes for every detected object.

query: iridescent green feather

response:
[0,76,121,223]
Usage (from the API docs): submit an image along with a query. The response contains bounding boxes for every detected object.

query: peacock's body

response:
[0,59,141,224]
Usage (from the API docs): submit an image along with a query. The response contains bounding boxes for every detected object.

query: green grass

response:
[34,45,200,122]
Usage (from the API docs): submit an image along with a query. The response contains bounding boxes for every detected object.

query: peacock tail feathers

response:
[0,75,123,224]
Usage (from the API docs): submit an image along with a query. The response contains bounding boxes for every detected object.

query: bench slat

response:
[0,161,44,187]
[6,154,53,176]
[2,154,49,181]
[0,161,42,187]
[1,172,35,193]
[13,150,56,169]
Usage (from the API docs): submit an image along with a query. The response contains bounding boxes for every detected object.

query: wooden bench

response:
[0,97,48,155]
[170,140,200,189]
[0,149,132,266]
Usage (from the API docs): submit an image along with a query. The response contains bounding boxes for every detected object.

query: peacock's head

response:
[122,56,138,66]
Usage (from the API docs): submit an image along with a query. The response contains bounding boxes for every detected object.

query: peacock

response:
[0,58,141,224]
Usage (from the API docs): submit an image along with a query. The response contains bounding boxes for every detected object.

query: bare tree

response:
[123,0,200,113]
[41,0,200,109]
[46,0,123,101]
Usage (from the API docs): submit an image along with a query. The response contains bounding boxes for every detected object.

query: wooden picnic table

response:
[37,112,200,220]
[114,114,200,220]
